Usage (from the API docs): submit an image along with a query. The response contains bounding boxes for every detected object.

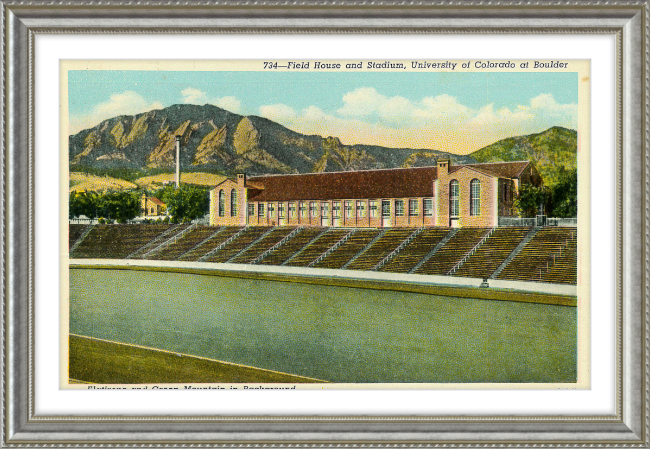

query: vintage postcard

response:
[61,59,589,389]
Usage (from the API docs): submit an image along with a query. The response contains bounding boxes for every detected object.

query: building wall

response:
[435,165,498,228]
[210,164,538,228]
[209,177,247,226]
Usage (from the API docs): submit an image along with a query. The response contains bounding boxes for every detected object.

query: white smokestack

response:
[175,135,181,188]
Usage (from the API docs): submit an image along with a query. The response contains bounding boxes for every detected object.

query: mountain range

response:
[69,103,577,184]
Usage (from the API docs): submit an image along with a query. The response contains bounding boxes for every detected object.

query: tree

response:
[161,185,209,222]
[69,191,98,219]
[96,191,140,222]
[549,167,577,218]
[514,184,551,218]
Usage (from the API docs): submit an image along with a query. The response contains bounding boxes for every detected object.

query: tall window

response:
[299,202,308,218]
[370,201,378,217]
[333,202,342,218]
[423,199,433,216]
[248,204,255,216]
[321,202,329,216]
[310,202,319,216]
[230,189,237,216]
[395,199,405,216]
[258,203,265,217]
[449,180,459,218]
[289,203,296,218]
[470,179,481,216]
[268,203,275,218]
[409,199,419,216]
[357,201,366,218]
[382,200,391,217]
[345,201,353,219]
[278,203,285,218]
[218,189,225,217]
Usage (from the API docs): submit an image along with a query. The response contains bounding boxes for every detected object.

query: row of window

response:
[219,179,481,219]
[249,199,435,219]
[449,179,481,218]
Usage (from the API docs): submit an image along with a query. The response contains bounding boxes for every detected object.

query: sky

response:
[68,70,579,155]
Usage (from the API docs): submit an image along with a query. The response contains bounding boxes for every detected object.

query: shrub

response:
[98,217,106,224]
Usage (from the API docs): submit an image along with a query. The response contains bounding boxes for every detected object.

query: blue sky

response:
[68,70,579,155]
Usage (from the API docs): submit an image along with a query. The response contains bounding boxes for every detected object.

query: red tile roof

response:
[245,161,531,202]
[148,197,166,207]
[248,167,440,202]
[462,161,530,178]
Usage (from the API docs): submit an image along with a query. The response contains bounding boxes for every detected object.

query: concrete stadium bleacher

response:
[203,227,271,263]
[71,224,173,259]
[150,226,222,261]
[69,224,89,250]
[541,236,577,285]
[257,227,325,266]
[414,228,491,276]
[312,229,382,269]
[68,223,579,285]
[379,228,451,274]
[345,228,415,271]
[177,227,244,261]
[229,227,298,264]
[497,227,577,283]
[285,229,351,267]
[454,227,531,278]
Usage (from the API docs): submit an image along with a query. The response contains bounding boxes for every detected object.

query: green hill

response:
[469,126,577,185]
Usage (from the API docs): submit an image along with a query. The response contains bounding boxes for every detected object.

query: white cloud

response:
[259,104,297,121]
[181,87,242,113]
[69,91,163,134]
[260,89,578,155]
[215,96,242,113]
[181,87,207,104]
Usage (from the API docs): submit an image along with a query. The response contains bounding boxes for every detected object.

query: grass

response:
[71,264,577,307]
[134,172,227,189]
[69,334,324,384]
[69,172,138,193]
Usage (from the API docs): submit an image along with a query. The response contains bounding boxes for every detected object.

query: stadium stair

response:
[69,224,94,254]
[372,227,423,271]
[252,227,304,264]
[312,229,382,269]
[284,229,350,267]
[141,223,196,259]
[203,227,272,263]
[408,228,459,274]
[345,228,415,271]
[496,227,577,283]
[179,227,244,261]
[380,228,451,274]
[227,227,292,264]
[264,227,329,266]
[489,227,540,279]
[413,228,491,276]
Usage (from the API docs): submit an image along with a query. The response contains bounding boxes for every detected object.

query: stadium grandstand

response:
[69,223,578,285]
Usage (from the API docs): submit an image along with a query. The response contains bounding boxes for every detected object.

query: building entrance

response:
[381,200,391,228]
[321,202,330,227]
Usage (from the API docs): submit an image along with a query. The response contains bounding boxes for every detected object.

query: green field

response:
[69,268,577,383]
[69,334,322,384]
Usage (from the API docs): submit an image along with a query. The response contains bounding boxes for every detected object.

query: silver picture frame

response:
[4,0,646,445]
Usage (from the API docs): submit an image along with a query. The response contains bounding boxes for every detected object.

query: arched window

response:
[470,179,481,216]
[218,190,225,217]
[230,189,237,216]
[449,180,459,218]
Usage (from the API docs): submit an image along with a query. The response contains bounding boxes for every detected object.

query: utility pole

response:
[175,135,181,189]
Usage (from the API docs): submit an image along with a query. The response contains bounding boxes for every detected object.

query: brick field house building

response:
[209,160,542,228]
